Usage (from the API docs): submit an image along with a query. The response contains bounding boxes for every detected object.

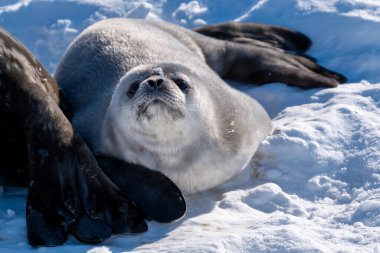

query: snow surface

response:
[1,0,380,252]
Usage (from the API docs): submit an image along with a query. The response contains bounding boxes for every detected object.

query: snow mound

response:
[220,183,308,216]
[256,82,380,198]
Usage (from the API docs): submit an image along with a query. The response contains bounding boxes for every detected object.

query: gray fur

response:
[55,19,272,193]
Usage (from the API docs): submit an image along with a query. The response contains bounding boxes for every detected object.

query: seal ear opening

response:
[95,155,187,223]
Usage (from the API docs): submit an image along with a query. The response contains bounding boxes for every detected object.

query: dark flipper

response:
[0,28,146,246]
[194,22,347,88]
[26,209,67,247]
[222,42,346,88]
[96,155,187,223]
[195,22,312,54]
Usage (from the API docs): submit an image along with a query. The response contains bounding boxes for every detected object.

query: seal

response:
[55,19,345,194]
[0,27,146,246]
[0,27,186,247]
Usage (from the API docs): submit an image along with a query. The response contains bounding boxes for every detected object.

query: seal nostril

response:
[156,79,164,87]
[147,78,164,88]
[147,80,156,87]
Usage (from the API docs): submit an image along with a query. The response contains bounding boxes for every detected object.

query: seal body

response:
[55,19,273,194]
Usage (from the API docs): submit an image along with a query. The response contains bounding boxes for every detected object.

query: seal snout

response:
[127,76,169,99]
[146,76,165,89]
[142,76,172,100]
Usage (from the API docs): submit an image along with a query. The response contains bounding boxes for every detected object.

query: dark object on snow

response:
[0,28,185,247]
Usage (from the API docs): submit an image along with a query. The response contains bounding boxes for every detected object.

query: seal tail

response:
[194,22,347,87]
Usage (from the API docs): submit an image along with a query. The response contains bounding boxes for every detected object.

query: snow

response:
[1,0,380,252]
[172,0,208,25]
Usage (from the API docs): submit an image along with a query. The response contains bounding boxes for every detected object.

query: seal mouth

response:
[151,99,164,105]
[149,97,179,112]
[136,96,184,120]
[145,97,171,109]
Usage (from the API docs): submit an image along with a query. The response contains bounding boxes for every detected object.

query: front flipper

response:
[194,22,346,88]
[96,155,187,223]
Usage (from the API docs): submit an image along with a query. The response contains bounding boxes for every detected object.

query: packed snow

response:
[1,0,380,252]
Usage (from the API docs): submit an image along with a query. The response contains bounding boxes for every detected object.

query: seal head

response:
[100,61,271,194]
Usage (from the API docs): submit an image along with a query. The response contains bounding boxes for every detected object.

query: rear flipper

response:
[195,22,312,54]
[194,22,346,88]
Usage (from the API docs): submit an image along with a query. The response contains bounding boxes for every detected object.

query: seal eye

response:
[174,78,189,92]
[127,81,140,98]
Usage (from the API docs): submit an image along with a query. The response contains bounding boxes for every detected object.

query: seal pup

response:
[0,28,185,246]
[55,19,345,194]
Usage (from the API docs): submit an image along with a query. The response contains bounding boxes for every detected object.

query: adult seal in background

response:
[0,27,147,246]
[55,19,345,194]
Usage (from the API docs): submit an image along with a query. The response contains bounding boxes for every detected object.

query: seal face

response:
[103,64,195,165]
[55,18,345,194]
[120,65,189,129]
[101,62,231,194]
